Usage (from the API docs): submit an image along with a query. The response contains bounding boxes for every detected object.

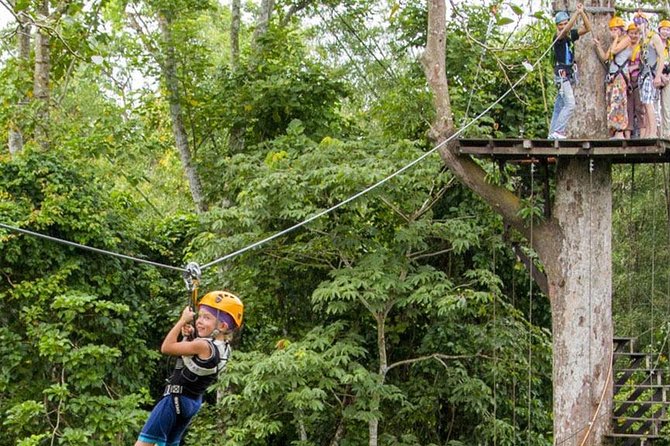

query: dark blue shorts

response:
[137,394,202,446]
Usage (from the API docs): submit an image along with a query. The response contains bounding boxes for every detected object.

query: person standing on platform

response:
[548,3,592,140]
[635,12,665,138]
[626,22,644,138]
[658,20,670,137]
[595,17,632,139]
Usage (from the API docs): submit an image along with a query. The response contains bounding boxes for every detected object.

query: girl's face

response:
[628,29,640,43]
[196,310,223,337]
[610,27,623,39]
[660,27,670,40]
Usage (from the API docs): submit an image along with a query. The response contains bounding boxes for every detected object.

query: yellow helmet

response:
[608,16,625,29]
[627,22,638,32]
[659,19,670,29]
[199,290,244,328]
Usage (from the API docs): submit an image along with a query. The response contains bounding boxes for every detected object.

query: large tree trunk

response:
[422,0,613,444]
[540,159,613,445]
[158,13,208,213]
[548,2,612,442]
[33,0,51,149]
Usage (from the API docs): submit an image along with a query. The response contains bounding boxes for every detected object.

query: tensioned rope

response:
[200,39,558,270]
[0,222,186,272]
[0,33,560,274]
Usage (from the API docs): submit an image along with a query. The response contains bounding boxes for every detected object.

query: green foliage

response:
[0,149,181,445]
[0,1,562,444]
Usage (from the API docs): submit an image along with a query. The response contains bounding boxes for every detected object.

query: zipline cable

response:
[0,222,186,272]
[200,36,560,271]
[1,34,561,274]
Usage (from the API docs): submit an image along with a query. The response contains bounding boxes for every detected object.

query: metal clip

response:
[183,262,202,292]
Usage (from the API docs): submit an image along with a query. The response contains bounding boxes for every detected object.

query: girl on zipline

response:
[626,22,644,138]
[595,17,632,139]
[548,3,592,140]
[135,291,243,446]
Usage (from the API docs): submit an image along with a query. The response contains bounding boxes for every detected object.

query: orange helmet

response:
[199,290,244,328]
[609,16,625,29]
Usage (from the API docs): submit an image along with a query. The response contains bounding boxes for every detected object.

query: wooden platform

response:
[458,138,670,164]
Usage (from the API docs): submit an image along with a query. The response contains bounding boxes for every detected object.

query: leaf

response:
[510,4,523,15]
[497,17,515,26]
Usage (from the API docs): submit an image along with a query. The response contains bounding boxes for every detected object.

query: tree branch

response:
[422,0,553,246]
[386,352,490,372]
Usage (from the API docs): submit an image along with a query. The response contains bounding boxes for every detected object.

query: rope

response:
[492,240,498,446]
[527,162,534,444]
[588,159,594,407]
[651,165,658,351]
[201,36,561,271]
[2,34,562,275]
[577,349,614,446]
[0,222,187,272]
[464,12,496,123]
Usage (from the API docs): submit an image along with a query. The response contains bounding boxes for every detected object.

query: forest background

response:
[0,0,668,445]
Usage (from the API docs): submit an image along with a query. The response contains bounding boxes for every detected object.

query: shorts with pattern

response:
[639,72,659,104]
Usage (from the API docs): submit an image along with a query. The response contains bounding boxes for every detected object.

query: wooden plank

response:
[459,146,665,157]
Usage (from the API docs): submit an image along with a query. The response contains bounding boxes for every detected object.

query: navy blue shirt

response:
[553,29,580,75]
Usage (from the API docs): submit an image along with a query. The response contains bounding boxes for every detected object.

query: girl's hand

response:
[179,306,195,324]
[181,324,195,338]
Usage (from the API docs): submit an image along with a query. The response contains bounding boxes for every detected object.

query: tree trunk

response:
[546,3,612,444]
[422,0,613,444]
[541,159,613,446]
[33,0,51,149]
[368,306,391,446]
[8,6,31,155]
[230,0,241,71]
[158,13,208,213]
[252,0,275,49]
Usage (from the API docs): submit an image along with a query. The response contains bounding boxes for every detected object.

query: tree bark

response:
[422,0,613,444]
[33,0,51,149]
[541,159,612,446]
[8,7,31,155]
[230,0,241,71]
[158,13,208,213]
[252,0,275,49]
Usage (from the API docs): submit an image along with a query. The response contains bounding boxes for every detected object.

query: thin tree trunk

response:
[230,0,240,71]
[368,306,391,446]
[33,0,51,149]
[8,6,31,155]
[252,0,274,49]
[158,13,208,213]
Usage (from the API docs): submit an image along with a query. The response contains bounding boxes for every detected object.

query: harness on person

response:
[164,339,231,415]
[605,58,630,86]
[553,33,577,83]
